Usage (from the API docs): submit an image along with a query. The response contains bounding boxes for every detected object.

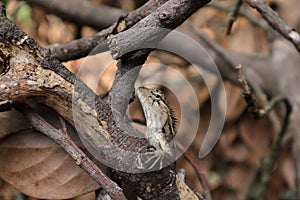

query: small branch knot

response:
[159,12,170,21]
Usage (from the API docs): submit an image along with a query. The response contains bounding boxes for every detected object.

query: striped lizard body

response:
[136,86,176,151]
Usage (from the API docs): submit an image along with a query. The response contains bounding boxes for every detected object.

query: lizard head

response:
[136,86,176,131]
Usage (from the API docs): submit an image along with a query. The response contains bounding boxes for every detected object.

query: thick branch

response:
[48,0,169,61]
[107,0,212,198]
[0,2,203,199]
[108,0,211,116]
[48,27,113,62]
[108,0,211,60]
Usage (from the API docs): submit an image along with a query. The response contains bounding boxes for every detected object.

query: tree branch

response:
[257,98,291,199]
[23,0,125,30]
[184,23,300,198]
[226,0,243,35]
[108,0,211,116]
[14,103,126,200]
[209,1,275,35]
[244,0,300,52]
[48,0,169,61]
[0,1,207,199]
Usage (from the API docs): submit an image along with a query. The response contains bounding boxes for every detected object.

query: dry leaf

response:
[238,115,273,156]
[267,165,285,200]
[223,164,253,200]
[280,152,296,191]
[0,129,100,199]
[224,142,250,163]
[0,110,31,139]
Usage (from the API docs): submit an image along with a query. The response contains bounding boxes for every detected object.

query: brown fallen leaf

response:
[223,164,253,200]
[280,152,296,191]
[223,142,251,163]
[0,110,31,139]
[238,115,274,157]
[0,111,100,199]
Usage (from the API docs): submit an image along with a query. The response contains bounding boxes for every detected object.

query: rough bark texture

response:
[48,0,169,61]
[0,0,211,198]
[108,0,211,117]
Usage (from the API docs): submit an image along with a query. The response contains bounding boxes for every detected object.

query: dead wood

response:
[0,0,212,199]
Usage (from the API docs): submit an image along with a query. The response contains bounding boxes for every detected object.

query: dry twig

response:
[235,64,265,119]
[13,103,126,200]
[177,143,212,200]
[244,0,300,52]
[235,65,292,199]
[226,0,243,35]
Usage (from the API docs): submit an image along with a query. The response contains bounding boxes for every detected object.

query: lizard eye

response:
[150,89,164,100]
[154,94,162,99]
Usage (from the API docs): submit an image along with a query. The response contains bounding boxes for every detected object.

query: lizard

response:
[136,87,201,199]
[135,86,176,152]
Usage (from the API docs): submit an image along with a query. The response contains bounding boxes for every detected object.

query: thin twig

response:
[244,0,300,52]
[235,64,265,119]
[257,98,292,200]
[13,103,127,200]
[236,66,292,199]
[235,64,286,133]
[209,2,273,34]
[177,143,212,200]
[226,0,243,35]
[58,115,67,133]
